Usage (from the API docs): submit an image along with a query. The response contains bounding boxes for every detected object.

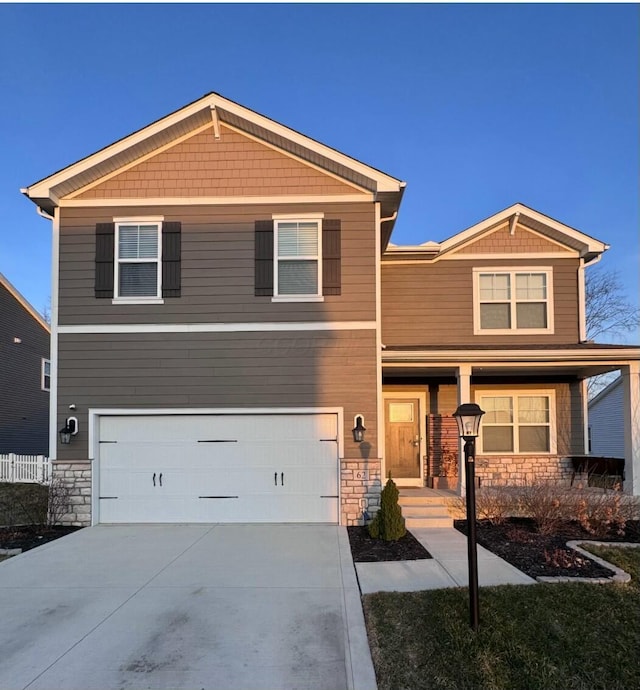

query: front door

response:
[384,398,422,485]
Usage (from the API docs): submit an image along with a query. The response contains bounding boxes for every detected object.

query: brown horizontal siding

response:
[76,126,356,199]
[58,203,376,324]
[56,330,378,462]
[455,223,572,254]
[381,257,580,346]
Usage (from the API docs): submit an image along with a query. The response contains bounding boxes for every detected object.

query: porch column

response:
[456,364,472,495]
[622,362,640,496]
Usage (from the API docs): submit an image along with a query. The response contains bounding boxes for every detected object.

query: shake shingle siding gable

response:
[0,283,50,455]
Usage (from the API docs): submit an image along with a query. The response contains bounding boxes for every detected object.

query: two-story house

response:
[0,272,50,456]
[21,93,640,526]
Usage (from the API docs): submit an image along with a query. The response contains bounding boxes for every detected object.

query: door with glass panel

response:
[385,398,422,485]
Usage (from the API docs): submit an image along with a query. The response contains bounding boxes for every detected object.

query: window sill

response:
[474,328,554,336]
[111,298,164,305]
[271,296,325,303]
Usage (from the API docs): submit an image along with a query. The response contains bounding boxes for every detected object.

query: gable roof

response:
[384,203,608,264]
[588,375,623,408]
[0,272,50,333]
[22,92,406,222]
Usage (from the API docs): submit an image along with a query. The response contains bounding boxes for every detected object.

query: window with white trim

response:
[41,358,51,392]
[478,392,555,454]
[115,222,161,299]
[473,268,553,334]
[274,219,322,298]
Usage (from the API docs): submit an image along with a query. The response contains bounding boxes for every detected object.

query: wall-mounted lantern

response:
[59,416,78,445]
[352,415,366,443]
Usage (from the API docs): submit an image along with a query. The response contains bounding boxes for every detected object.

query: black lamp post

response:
[452,402,485,631]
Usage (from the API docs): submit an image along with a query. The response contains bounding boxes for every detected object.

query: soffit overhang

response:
[382,344,640,379]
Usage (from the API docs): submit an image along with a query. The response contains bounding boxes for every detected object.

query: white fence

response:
[0,454,51,484]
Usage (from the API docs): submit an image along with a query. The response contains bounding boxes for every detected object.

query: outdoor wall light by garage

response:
[352,415,366,443]
[453,402,485,631]
[59,416,78,445]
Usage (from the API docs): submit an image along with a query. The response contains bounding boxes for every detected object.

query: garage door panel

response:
[98,413,339,524]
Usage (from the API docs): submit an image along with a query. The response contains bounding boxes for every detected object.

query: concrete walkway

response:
[0,524,376,690]
[356,527,535,594]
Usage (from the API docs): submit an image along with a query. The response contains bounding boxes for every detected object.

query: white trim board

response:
[58,321,377,334]
[58,194,373,207]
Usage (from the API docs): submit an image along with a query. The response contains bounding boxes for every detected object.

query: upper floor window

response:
[273,217,323,300]
[41,358,51,391]
[473,267,553,334]
[114,221,162,300]
[477,391,555,454]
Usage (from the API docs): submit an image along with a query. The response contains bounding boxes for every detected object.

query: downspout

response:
[377,209,398,503]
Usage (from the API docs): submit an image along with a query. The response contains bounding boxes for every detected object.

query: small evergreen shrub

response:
[368,475,406,541]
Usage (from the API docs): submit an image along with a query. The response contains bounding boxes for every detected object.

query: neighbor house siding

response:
[58,203,376,324]
[56,329,379,462]
[381,257,580,346]
[75,126,358,199]
[588,378,624,458]
[0,285,50,455]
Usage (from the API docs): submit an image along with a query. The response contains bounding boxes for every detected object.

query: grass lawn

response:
[363,547,640,690]
[0,482,49,526]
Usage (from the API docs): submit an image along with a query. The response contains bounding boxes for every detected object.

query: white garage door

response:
[97,414,339,524]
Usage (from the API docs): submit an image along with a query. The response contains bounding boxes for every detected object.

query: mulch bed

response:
[347,525,432,562]
[455,518,640,579]
[0,525,81,553]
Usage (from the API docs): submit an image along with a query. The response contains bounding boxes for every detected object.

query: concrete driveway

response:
[0,524,375,690]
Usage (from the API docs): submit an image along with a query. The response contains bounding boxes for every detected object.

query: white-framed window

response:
[477,391,556,454]
[473,267,553,334]
[114,219,162,301]
[273,215,323,301]
[41,358,51,392]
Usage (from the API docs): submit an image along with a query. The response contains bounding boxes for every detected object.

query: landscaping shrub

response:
[368,475,406,541]
[515,481,567,534]
[573,490,639,538]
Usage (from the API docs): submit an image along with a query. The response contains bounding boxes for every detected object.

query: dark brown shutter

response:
[322,219,341,295]
[255,220,274,296]
[95,223,115,298]
[162,221,182,297]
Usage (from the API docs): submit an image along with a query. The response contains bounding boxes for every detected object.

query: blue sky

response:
[0,4,638,341]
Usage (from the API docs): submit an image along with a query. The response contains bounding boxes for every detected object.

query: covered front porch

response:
[380,345,640,496]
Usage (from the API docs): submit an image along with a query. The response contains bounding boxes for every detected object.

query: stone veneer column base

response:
[52,461,92,527]
[52,458,383,528]
[340,457,382,526]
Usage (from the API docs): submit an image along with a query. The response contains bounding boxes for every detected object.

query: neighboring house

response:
[588,376,624,458]
[20,93,640,526]
[0,272,50,455]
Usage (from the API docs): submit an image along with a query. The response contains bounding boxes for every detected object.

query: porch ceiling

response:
[382,343,640,380]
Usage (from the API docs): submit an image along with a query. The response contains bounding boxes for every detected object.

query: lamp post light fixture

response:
[59,416,78,445]
[452,402,485,631]
[352,415,366,443]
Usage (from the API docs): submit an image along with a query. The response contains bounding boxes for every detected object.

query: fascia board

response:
[382,347,640,364]
[215,96,405,192]
[25,92,404,201]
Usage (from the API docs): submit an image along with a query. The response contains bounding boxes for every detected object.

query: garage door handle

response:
[274,472,278,486]
[159,473,163,487]
[281,472,284,486]
[152,472,156,487]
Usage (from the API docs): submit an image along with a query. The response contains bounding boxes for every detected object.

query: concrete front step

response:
[405,515,454,528]
[398,490,457,528]
[398,503,450,517]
